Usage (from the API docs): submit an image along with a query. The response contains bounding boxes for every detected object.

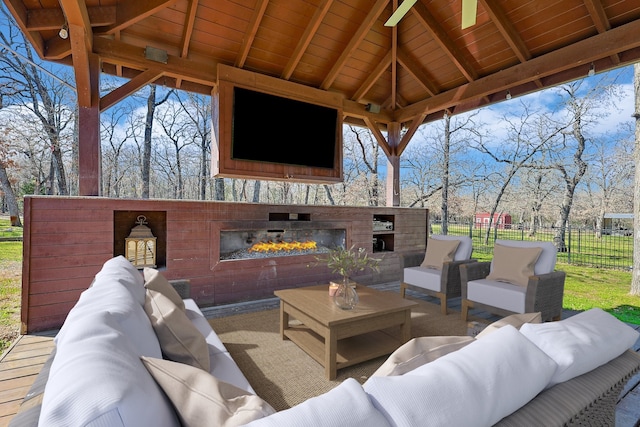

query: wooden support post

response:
[78,53,101,196]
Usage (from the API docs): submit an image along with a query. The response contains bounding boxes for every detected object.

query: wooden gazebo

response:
[4,0,640,203]
[5,0,640,333]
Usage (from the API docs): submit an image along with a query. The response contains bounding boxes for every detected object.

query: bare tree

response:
[141,86,172,198]
[544,79,623,250]
[474,103,559,244]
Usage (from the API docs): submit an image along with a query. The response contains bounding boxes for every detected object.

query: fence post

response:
[567,225,571,264]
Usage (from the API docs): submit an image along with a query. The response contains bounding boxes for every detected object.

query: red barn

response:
[474,213,512,229]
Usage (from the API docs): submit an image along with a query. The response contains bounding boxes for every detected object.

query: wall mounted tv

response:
[213,78,343,183]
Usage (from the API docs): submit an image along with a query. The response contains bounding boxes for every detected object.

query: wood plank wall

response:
[22,196,428,333]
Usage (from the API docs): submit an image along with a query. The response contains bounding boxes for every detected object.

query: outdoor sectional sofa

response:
[9,256,640,427]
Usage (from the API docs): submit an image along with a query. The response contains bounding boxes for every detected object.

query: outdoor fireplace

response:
[215,220,347,262]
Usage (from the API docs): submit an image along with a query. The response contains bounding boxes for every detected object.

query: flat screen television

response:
[213,79,343,183]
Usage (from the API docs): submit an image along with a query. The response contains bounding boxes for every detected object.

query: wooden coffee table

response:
[274,284,418,379]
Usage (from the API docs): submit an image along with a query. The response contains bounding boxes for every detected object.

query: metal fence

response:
[431,222,634,270]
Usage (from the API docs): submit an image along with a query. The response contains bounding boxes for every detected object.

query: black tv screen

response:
[231,87,338,169]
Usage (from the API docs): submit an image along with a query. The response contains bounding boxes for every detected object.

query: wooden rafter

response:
[180,0,199,58]
[352,51,392,102]
[235,0,269,69]
[412,1,478,82]
[100,0,180,34]
[281,0,333,80]
[100,69,164,112]
[60,0,94,107]
[582,0,619,65]
[396,48,438,97]
[396,18,640,122]
[26,7,116,30]
[321,0,390,90]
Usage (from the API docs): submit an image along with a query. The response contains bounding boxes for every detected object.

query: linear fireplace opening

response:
[219,227,346,261]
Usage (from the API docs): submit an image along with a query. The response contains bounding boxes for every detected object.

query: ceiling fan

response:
[384,0,478,29]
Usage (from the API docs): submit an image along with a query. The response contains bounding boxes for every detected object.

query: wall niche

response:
[114,211,167,268]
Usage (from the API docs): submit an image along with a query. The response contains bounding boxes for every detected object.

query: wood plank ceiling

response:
[4,0,640,151]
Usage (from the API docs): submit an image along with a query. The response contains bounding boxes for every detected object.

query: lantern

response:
[125,215,157,268]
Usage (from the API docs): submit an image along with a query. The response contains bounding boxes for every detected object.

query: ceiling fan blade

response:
[461,0,478,29]
[384,0,418,27]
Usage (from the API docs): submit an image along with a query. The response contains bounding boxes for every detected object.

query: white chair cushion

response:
[432,235,473,261]
[245,378,391,427]
[493,239,557,275]
[466,278,526,313]
[520,307,640,386]
[403,266,441,292]
[363,325,557,427]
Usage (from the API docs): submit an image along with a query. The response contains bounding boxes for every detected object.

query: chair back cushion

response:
[493,240,557,275]
[431,235,472,261]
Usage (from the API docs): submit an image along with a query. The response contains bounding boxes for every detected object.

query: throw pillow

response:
[519,307,640,386]
[420,238,460,270]
[372,336,474,376]
[144,267,185,311]
[486,243,542,286]
[144,288,210,371]
[476,312,542,339]
[244,378,391,427]
[142,356,275,427]
[363,325,557,427]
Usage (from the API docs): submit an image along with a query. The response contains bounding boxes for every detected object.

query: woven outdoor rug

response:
[208,295,486,411]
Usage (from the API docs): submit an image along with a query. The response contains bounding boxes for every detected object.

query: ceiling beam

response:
[411,1,478,82]
[3,0,45,57]
[395,18,640,123]
[180,0,199,58]
[281,0,333,80]
[352,51,392,103]
[93,37,217,87]
[99,0,180,34]
[235,0,269,68]
[321,0,390,90]
[396,48,438,97]
[60,0,94,108]
[26,6,116,30]
[100,69,164,112]
[582,0,619,65]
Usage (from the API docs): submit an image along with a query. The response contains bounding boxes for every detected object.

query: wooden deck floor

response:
[1,283,639,426]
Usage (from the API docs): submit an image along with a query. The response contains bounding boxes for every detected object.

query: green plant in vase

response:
[319,245,380,310]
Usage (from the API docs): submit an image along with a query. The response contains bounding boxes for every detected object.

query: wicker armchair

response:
[401,235,474,315]
[460,240,565,322]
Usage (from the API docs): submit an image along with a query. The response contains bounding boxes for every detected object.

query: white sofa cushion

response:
[363,325,557,427]
[144,288,210,371]
[520,307,640,386]
[92,255,145,305]
[466,278,526,313]
[184,299,256,394]
[40,309,178,427]
[402,266,441,292]
[141,357,275,427]
[371,336,474,377]
[245,378,391,427]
